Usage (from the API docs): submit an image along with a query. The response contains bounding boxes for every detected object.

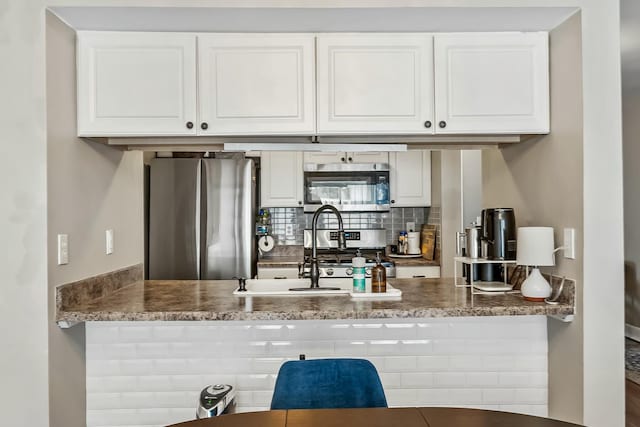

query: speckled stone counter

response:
[56,278,574,325]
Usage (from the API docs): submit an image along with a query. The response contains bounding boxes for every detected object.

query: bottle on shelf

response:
[371,252,387,293]
[376,176,389,205]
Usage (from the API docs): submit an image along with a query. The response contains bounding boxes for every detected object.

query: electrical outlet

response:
[57,234,69,265]
[406,222,416,232]
[106,229,114,255]
[563,228,576,259]
[285,224,294,236]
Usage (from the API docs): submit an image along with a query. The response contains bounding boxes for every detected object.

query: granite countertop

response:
[56,278,574,324]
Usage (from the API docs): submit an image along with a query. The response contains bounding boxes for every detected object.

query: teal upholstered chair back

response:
[270,358,388,410]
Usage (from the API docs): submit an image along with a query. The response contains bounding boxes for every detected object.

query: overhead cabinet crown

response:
[77,31,549,138]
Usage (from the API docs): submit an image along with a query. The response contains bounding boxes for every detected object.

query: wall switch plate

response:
[563,228,576,259]
[406,222,416,232]
[57,234,69,265]
[106,229,114,255]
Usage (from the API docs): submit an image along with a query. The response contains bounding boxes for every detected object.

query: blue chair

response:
[270,358,388,410]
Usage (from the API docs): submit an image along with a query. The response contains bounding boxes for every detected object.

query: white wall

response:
[621,0,640,336]
[0,1,624,427]
[462,150,482,227]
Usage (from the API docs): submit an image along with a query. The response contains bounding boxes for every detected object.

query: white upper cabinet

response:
[198,34,316,135]
[390,150,431,207]
[316,34,435,135]
[260,152,304,208]
[434,33,549,134]
[77,32,197,137]
[303,152,389,164]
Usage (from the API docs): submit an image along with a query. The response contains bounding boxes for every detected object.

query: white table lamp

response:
[516,227,555,302]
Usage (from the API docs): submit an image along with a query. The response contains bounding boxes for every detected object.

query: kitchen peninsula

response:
[56,271,572,424]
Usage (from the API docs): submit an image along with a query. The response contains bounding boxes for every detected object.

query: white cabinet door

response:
[434,32,549,134]
[261,152,304,207]
[317,34,434,135]
[198,34,316,135]
[77,32,197,137]
[349,152,389,164]
[390,150,431,207]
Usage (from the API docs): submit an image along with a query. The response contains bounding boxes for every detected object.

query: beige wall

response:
[0,1,625,426]
[482,13,584,423]
[45,12,144,427]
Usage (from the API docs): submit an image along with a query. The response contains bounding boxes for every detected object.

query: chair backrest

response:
[270,358,388,410]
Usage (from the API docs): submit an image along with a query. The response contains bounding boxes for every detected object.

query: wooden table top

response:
[169,407,582,427]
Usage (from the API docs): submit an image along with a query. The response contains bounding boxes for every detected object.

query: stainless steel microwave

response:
[303,163,390,212]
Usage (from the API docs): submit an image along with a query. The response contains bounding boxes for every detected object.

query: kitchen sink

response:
[233,278,354,296]
[232,278,401,299]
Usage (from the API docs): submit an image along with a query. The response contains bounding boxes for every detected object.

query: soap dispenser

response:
[352,250,366,293]
[372,252,387,293]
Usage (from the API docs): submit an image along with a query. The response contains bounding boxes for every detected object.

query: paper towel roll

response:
[258,235,275,253]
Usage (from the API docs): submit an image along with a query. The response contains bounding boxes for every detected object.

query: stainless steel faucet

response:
[310,204,347,287]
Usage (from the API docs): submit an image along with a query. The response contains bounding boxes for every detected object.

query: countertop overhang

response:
[56,278,574,327]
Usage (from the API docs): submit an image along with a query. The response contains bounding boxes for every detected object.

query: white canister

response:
[407,232,421,255]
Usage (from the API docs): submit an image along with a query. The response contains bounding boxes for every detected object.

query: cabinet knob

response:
[439,121,447,129]
[201,122,209,130]
[391,200,396,204]
[348,157,353,162]
[298,201,302,206]
[186,121,194,129]
[341,157,346,162]
[424,120,432,128]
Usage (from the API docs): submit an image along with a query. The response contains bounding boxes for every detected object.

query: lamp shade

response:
[516,227,555,266]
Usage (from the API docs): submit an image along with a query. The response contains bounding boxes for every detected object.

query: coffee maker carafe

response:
[481,208,517,260]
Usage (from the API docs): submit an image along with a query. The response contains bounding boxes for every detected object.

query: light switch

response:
[106,229,114,255]
[563,228,576,259]
[57,234,69,265]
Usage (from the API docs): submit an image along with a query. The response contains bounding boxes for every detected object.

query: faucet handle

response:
[232,277,247,292]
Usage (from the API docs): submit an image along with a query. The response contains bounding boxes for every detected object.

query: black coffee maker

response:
[479,208,516,281]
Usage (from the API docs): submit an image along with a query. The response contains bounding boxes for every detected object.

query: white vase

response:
[520,267,552,302]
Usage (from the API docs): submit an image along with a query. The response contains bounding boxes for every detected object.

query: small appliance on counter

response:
[196,384,236,418]
[481,208,517,260]
[456,209,517,285]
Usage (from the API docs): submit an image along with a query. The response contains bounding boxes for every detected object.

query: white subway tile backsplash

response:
[483,388,517,404]
[433,372,467,387]
[384,356,417,371]
[400,372,434,388]
[87,318,548,427]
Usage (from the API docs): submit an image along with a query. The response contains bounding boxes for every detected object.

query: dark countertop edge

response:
[56,305,573,323]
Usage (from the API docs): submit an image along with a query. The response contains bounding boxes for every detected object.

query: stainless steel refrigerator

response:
[147,156,256,280]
